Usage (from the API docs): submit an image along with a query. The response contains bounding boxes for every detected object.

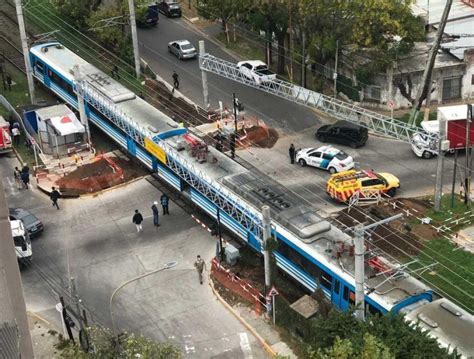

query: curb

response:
[208,275,277,357]
[181,15,241,62]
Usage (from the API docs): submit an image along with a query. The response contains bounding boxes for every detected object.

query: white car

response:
[236,60,276,85]
[295,145,354,174]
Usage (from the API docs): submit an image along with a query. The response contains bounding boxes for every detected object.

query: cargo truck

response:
[411,104,473,159]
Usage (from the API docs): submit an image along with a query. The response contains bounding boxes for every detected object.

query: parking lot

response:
[1,154,268,358]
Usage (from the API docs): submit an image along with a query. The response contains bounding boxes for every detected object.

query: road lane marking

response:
[239,332,253,359]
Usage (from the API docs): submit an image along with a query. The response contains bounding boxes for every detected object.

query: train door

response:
[338,284,350,311]
[332,279,343,309]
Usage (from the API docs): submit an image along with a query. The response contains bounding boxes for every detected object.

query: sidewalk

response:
[28,312,61,358]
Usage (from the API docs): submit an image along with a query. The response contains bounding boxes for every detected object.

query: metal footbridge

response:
[199,53,437,152]
[76,81,264,239]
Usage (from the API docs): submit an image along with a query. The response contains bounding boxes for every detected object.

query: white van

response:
[10,219,32,264]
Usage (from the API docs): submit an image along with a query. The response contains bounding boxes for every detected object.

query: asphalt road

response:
[138,16,463,203]
[138,17,318,132]
[1,155,268,358]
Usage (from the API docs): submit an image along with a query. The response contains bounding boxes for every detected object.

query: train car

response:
[29,42,473,356]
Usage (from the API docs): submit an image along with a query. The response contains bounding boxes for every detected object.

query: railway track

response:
[0,34,25,74]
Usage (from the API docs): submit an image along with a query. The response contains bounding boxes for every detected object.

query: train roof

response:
[30,43,178,136]
[402,298,474,357]
[32,42,441,313]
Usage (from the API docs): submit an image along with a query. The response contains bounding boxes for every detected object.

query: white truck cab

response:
[411,121,439,159]
[10,219,32,263]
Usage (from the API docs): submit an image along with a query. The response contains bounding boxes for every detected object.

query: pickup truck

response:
[237,60,276,85]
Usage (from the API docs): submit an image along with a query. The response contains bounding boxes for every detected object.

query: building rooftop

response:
[412,0,474,25]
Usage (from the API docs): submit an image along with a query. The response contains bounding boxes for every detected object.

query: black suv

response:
[316,121,368,148]
[158,0,182,17]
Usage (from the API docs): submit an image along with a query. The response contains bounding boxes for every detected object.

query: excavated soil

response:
[56,156,146,195]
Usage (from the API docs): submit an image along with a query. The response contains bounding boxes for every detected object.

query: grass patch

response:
[216,33,265,62]
[395,110,437,127]
[410,238,474,313]
[425,195,473,225]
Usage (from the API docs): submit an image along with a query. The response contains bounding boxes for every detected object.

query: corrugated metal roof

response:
[0,322,19,359]
[442,17,474,60]
[412,0,474,24]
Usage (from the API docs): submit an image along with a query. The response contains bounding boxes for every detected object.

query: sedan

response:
[168,40,197,60]
[295,145,354,174]
[158,0,182,17]
[9,208,44,238]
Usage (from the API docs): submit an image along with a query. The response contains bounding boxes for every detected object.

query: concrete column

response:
[199,41,209,109]
[262,205,272,291]
[128,0,141,79]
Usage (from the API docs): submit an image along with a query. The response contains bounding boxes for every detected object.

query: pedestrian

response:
[151,201,160,227]
[20,170,29,190]
[132,209,144,232]
[22,163,29,174]
[6,73,12,91]
[194,255,206,285]
[12,120,20,129]
[12,127,20,145]
[50,187,61,210]
[172,71,179,89]
[289,143,296,164]
[160,193,169,215]
[13,167,22,190]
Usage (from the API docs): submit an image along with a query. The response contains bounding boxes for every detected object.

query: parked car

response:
[295,145,354,174]
[158,0,182,17]
[326,169,400,203]
[10,219,32,266]
[236,60,276,85]
[9,208,44,238]
[316,120,368,148]
[167,40,197,60]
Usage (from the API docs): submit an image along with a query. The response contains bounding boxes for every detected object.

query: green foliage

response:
[57,326,180,358]
[308,333,394,359]
[275,295,457,358]
[50,0,98,30]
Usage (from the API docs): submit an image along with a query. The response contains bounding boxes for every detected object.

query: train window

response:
[334,280,340,294]
[48,70,74,96]
[366,303,381,316]
[349,291,355,305]
[277,239,322,283]
[320,271,332,290]
[35,61,44,74]
[343,286,348,301]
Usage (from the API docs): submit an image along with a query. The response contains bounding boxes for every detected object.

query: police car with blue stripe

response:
[295,145,354,174]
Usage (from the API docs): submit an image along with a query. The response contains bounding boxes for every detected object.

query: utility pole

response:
[353,213,403,321]
[353,224,365,321]
[0,181,35,358]
[70,277,84,331]
[409,0,453,125]
[301,18,306,88]
[199,41,209,109]
[127,0,141,79]
[465,104,472,205]
[434,116,447,211]
[262,205,272,294]
[73,65,92,148]
[15,0,36,104]
[233,92,238,133]
[333,40,339,98]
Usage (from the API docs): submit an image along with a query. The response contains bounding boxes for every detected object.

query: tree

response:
[57,326,180,358]
[51,0,100,30]
[307,334,394,359]
[197,0,249,44]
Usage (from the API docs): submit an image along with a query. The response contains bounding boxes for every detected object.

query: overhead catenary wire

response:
[20,0,472,312]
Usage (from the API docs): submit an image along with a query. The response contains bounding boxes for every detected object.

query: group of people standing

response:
[13,163,30,190]
[132,193,170,232]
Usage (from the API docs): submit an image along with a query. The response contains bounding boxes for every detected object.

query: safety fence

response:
[210,258,267,315]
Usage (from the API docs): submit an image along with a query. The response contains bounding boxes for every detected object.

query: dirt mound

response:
[56,156,146,195]
[243,127,279,149]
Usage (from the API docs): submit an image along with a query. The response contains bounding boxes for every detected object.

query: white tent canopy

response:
[49,113,85,136]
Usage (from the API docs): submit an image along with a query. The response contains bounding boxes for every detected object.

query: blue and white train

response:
[29,42,473,356]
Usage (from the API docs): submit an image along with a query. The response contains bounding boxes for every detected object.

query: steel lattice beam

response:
[199,53,438,153]
[78,82,263,239]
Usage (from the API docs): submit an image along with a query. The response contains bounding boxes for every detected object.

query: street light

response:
[109,261,178,334]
